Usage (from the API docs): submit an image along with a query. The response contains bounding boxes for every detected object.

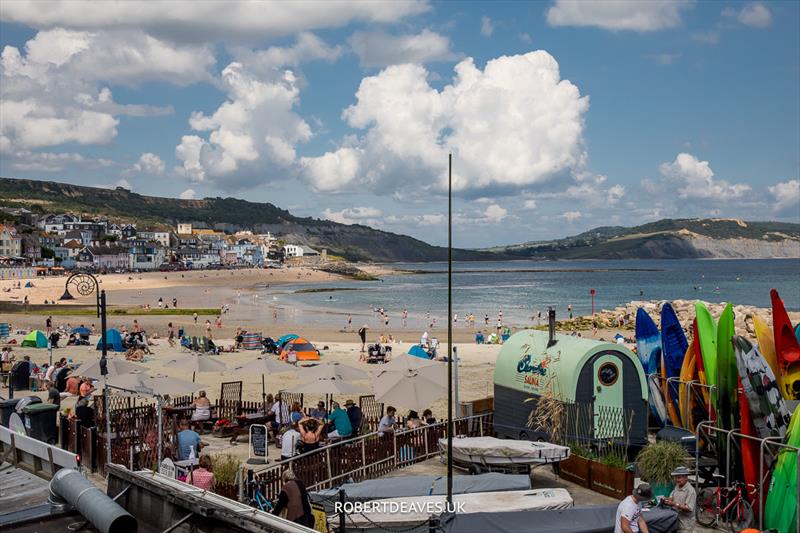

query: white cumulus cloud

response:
[231,32,342,74]
[179,188,196,200]
[561,211,582,222]
[658,153,751,201]
[1,1,430,42]
[483,204,508,222]
[768,180,800,215]
[301,51,589,196]
[546,0,692,32]
[726,2,772,28]
[125,152,165,176]
[322,206,383,226]
[349,30,458,67]
[175,62,311,187]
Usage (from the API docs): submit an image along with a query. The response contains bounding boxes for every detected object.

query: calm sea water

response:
[258,259,800,329]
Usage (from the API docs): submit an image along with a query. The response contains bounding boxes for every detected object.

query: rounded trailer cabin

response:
[493,330,648,447]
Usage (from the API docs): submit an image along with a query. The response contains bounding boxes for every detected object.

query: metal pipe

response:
[446,153,453,505]
[49,469,136,533]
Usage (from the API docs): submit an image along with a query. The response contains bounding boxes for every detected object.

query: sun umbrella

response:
[301,362,368,381]
[107,372,206,397]
[233,357,298,399]
[288,377,368,395]
[373,355,447,412]
[74,358,147,380]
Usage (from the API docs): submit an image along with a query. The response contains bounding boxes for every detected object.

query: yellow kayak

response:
[754,314,782,392]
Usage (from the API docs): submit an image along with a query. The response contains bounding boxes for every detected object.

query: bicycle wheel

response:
[726,498,752,533]
[696,487,718,527]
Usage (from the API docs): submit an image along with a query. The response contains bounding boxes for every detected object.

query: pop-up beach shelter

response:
[408,345,431,359]
[96,328,125,352]
[280,337,320,361]
[21,330,48,348]
[277,333,299,348]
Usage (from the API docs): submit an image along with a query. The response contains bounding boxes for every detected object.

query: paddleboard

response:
[765,407,800,533]
[771,288,800,400]
[733,336,791,440]
[737,380,762,519]
[636,308,667,426]
[753,314,782,395]
[678,337,702,432]
[692,320,711,414]
[695,302,718,410]
[716,303,738,432]
[661,302,688,426]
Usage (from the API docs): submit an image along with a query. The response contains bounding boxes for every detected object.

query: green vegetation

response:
[635,441,690,485]
[210,454,240,485]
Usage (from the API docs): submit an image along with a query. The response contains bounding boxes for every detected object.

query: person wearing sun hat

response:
[664,466,696,532]
[615,482,652,533]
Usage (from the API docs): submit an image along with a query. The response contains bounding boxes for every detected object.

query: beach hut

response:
[280,337,320,361]
[96,328,125,353]
[493,327,648,446]
[21,330,48,348]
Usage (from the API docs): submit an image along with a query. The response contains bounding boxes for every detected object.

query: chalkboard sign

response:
[249,424,267,460]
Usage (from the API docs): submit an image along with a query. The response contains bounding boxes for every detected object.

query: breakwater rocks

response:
[318,262,378,281]
[557,299,800,336]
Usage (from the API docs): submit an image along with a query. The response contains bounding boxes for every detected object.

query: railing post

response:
[326,447,333,487]
[424,425,429,458]
[361,437,366,478]
[393,431,398,468]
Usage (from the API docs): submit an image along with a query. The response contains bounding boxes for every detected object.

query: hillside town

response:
[0,207,322,271]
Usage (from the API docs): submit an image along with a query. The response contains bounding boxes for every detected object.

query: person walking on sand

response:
[193,312,198,325]
[215,316,222,329]
[358,325,368,354]
[402,309,408,328]
[167,322,176,347]
[46,315,52,335]
[205,319,212,334]
[346,314,352,330]
[172,297,177,308]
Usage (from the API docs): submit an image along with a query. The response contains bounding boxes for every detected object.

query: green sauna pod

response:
[493,329,649,447]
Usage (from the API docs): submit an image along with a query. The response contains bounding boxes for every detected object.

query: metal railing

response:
[248,412,493,502]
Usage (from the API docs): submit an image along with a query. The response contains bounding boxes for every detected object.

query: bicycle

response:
[248,480,274,512]
[696,474,754,532]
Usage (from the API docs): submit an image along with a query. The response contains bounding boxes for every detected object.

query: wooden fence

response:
[248,412,494,502]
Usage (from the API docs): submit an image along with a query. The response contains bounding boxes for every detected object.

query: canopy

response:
[74,358,147,380]
[21,330,47,348]
[107,372,205,397]
[288,377,367,395]
[280,337,320,361]
[71,326,91,336]
[164,354,228,373]
[276,333,299,347]
[373,355,447,411]
[408,345,432,359]
[301,362,368,381]
[96,329,125,352]
[234,357,298,375]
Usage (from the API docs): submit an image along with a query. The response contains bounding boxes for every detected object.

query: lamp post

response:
[60,272,110,464]
[446,153,454,508]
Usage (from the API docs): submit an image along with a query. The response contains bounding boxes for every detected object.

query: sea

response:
[256,258,800,329]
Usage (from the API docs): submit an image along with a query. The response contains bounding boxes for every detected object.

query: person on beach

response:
[615,483,652,533]
[74,395,95,427]
[188,454,215,490]
[158,297,163,309]
[79,377,95,397]
[270,394,290,428]
[205,319,212,334]
[402,309,408,327]
[378,406,397,436]
[290,402,303,424]
[272,469,314,527]
[173,297,178,308]
[345,399,362,436]
[405,410,422,429]
[65,373,80,396]
[358,324,368,354]
[346,314,352,330]
[310,401,327,420]
[484,314,489,326]
[280,423,301,461]
[191,391,212,428]
[663,467,696,532]
[422,409,436,424]
[46,315,52,335]
[46,380,60,406]
[326,401,352,439]
[177,418,206,460]
[193,312,198,324]
[167,322,176,347]
[298,417,324,453]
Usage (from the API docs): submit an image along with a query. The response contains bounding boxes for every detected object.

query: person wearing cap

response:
[615,483,652,533]
[358,324,368,354]
[664,466,696,532]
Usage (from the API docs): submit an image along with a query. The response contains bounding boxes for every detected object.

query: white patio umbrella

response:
[300,362,368,381]
[288,377,368,395]
[106,371,206,397]
[373,355,447,412]
[233,357,298,401]
[73,358,147,380]
[164,354,228,382]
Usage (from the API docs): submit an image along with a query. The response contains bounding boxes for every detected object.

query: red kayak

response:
[771,289,800,399]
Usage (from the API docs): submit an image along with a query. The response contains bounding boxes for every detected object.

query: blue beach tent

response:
[408,345,432,360]
[22,330,48,348]
[96,328,125,352]
[277,333,299,348]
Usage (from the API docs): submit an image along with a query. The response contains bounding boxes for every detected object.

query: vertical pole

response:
[157,395,163,464]
[453,347,459,410]
[339,489,346,532]
[446,153,453,507]
[100,289,112,466]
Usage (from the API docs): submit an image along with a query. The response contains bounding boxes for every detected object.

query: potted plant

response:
[635,441,689,498]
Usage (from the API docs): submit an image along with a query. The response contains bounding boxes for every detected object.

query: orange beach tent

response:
[280,337,320,361]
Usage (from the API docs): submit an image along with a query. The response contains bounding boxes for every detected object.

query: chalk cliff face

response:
[493,219,800,260]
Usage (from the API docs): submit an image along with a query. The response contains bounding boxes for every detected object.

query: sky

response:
[0,0,798,248]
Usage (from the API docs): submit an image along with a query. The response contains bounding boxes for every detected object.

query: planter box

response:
[589,461,634,499]
[559,455,634,499]
[560,455,591,487]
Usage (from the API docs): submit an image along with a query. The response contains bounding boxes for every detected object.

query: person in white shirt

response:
[615,483,651,533]
[420,331,429,347]
[270,394,290,428]
[377,406,397,436]
[280,423,300,461]
[44,361,58,381]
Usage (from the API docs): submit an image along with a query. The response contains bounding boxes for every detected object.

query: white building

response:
[177,223,193,234]
[283,244,304,258]
[137,231,171,247]
[0,225,22,258]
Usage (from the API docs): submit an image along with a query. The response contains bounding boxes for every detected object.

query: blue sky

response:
[1,0,798,247]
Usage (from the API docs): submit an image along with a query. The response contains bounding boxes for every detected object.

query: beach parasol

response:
[373,354,447,412]
[106,371,206,397]
[73,358,147,380]
[164,354,228,382]
[300,362,368,381]
[288,376,368,395]
[233,357,298,400]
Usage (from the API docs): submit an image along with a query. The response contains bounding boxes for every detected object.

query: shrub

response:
[210,454,240,486]
[635,441,689,485]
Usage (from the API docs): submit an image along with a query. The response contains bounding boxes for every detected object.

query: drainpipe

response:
[49,469,137,533]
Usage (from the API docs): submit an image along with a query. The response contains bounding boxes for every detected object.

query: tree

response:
[40,246,55,259]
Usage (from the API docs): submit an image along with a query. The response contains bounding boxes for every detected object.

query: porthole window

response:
[598,362,619,386]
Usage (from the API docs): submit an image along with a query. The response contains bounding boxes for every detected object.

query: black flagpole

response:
[447,153,453,507]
